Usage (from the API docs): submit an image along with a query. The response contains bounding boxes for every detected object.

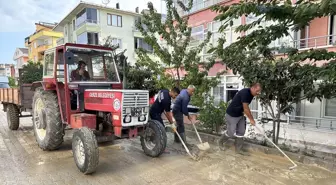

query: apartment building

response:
[172,0,336,123]
[25,22,63,62]
[13,48,29,78]
[53,2,155,65]
[0,64,15,77]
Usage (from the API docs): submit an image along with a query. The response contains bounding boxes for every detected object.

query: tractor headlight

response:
[124,115,132,123]
[143,107,149,113]
[138,115,146,122]
[125,107,131,114]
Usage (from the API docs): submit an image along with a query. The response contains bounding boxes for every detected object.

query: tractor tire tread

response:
[7,104,20,130]
[72,127,99,174]
[32,87,64,151]
[140,120,167,157]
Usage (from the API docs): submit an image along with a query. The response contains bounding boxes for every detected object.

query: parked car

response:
[0,76,9,88]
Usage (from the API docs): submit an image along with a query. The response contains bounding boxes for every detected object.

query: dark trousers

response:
[172,110,184,134]
[149,112,164,126]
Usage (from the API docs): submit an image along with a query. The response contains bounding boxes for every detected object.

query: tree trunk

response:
[272,120,276,143]
[275,119,281,144]
[176,67,181,88]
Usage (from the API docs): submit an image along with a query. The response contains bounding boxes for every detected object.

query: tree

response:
[211,0,336,144]
[8,77,17,87]
[135,0,222,106]
[102,36,158,97]
[20,61,43,84]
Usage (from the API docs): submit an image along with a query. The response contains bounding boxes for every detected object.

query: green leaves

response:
[20,61,43,84]
[213,0,336,143]
[135,0,220,106]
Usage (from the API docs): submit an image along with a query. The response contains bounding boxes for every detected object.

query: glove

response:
[171,123,177,130]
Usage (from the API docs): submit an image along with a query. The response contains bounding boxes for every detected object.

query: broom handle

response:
[255,125,297,167]
[192,121,203,143]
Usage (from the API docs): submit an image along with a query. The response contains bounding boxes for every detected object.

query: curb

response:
[184,128,336,172]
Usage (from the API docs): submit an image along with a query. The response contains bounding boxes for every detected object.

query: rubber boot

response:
[217,133,230,151]
[174,133,180,143]
[235,137,250,156]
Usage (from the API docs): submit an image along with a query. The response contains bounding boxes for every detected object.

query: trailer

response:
[0,69,34,130]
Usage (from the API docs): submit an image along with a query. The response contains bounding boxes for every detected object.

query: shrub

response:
[197,96,229,134]
[20,61,43,84]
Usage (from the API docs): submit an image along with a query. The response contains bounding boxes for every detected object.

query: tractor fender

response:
[31,81,56,91]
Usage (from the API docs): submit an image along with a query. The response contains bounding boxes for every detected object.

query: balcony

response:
[275,35,336,51]
[76,19,99,29]
[176,0,223,16]
[37,44,52,53]
[292,35,336,50]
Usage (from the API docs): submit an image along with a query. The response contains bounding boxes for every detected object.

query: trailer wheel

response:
[7,104,20,130]
[140,120,167,157]
[72,127,99,175]
[32,88,64,150]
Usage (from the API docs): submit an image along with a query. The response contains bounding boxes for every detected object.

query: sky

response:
[0,0,163,64]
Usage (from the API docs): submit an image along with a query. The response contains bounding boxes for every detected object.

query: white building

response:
[53,1,155,65]
[13,48,28,78]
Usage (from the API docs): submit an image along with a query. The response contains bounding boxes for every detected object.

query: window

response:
[134,37,153,53]
[86,8,98,23]
[77,32,99,45]
[34,42,37,48]
[77,32,88,44]
[213,86,224,106]
[44,51,55,77]
[76,8,97,28]
[325,98,336,117]
[191,25,204,42]
[111,38,122,48]
[88,32,99,45]
[108,14,122,27]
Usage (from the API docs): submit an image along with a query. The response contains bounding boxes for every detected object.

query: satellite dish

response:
[102,0,110,6]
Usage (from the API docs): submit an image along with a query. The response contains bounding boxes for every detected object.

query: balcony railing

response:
[76,19,98,29]
[273,35,336,51]
[291,35,336,50]
[176,0,223,16]
[251,110,336,132]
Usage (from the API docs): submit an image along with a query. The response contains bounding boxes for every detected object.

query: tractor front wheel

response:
[140,120,167,157]
[32,88,64,150]
[72,127,99,175]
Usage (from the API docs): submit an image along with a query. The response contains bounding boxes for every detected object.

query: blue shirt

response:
[150,89,171,115]
[173,89,190,116]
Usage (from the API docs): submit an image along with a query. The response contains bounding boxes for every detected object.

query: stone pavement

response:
[0,110,336,185]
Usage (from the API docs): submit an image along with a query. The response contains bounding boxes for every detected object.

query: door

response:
[55,48,67,123]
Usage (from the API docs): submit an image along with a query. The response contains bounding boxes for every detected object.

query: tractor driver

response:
[71,61,90,81]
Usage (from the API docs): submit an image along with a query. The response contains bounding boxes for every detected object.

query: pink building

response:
[167,0,336,123]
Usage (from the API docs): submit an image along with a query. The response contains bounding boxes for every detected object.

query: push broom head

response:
[197,142,210,151]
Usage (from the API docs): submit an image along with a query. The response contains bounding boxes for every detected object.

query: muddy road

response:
[0,110,335,185]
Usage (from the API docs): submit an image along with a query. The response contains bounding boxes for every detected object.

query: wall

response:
[99,9,138,64]
[308,17,329,47]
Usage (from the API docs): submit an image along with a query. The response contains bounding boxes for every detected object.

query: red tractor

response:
[29,43,166,174]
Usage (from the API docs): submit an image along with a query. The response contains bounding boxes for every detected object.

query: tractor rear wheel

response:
[7,104,20,130]
[72,127,99,175]
[140,120,167,157]
[32,88,64,150]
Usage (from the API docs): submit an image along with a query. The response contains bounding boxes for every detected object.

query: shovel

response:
[191,121,210,151]
[255,124,297,170]
[166,124,198,160]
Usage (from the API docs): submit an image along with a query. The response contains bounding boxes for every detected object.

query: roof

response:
[35,21,58,29]
[53,1,141,31]
[18,48,28,55]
